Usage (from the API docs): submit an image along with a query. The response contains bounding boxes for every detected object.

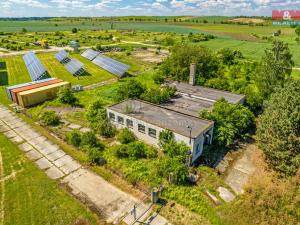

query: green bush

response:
[117,128,136,144]
[57,88,78,105]
[80,131,105,151]
[162,140,190,159]
[39,110,60,126]
[115,80,145,101]
[200,99,255,147]
[92,119,116,138]
[156,156,188,185]
[115,141,157,160]
[140,85,176,104]
[66,130,82,147]
[153,73,165,84]
[87,148,106,165]
[86,99,107,123]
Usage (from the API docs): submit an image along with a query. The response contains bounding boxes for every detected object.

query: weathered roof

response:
[160,95,214,117]
[170,81,245,104]
[108,99,214,138]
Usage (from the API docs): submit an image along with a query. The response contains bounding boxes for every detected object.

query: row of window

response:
[109,112,157,138]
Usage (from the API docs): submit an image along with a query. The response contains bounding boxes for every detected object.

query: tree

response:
[21,28,27,33]
[216,48,243,66]
[86,100,106,123]
[159,129,174,147]
[256,80,300,176]
[117,128,136,144]
[39,110,60,126]
[72,28,78,33]
[159,44,221,85]
[57,88,78,105]
[200,99,255,147]
[256,40,294,99]
[115,80,145,101]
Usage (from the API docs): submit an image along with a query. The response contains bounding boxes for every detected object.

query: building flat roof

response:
[160,95,214,117]
[170,81,245,104]
[108,99,214,138]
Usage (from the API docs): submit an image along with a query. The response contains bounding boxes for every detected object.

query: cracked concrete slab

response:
[18,142,34,152]
[3,130,17,138]
[26,150,43,161]
[60,161,81,174]
[9,135,24,144]
[46,150,65,162]
[35,157,52,170]
[53,155,73,168]
[45,166,64,180]
[217,187,235,203]
[0,124,10,132]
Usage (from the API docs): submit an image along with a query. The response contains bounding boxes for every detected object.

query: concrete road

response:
[0,104,170,225]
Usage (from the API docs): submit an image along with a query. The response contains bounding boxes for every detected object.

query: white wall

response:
[107,109,213,163]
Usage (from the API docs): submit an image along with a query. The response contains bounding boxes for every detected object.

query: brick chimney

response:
[189,63,196,86]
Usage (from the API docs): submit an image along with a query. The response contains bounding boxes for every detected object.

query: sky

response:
[0,0,300,18]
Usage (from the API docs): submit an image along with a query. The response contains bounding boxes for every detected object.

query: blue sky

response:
[0,0,300,17]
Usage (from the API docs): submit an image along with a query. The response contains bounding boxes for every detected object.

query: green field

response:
[0,21,211,34]
[0,134,99,225]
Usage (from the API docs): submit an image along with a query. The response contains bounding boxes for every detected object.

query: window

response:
[109,112,115,121]
[117,116,124,124]
[204,133,211,144]
[148,128,157,138]
[138,124,145,133]
[195,143,201,155]
[126,119,133,128]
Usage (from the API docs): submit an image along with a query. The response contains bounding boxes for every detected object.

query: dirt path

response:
[0,104,170,225]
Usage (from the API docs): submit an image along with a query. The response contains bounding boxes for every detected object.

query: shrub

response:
[156,156,188,185]
[117,128,136,144]
[87,148,106,165]
[159,129,174,147]
[140,85,176,104]
[57,88,78,105]
[39,110,60,126]
[66,130,82,147]
[115,141,157,160]
[86,99,107,123]
[72,28,78,33]
[200,99,255,147]
[162,140,190,159]
[115,80,145,101]
[153,73,165,84]
[92,119,116,138]
[80,131,102,149]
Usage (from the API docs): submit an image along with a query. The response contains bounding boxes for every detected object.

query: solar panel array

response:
[23,52,47,81]
[55,50,69,63]
[81,49,99,60]
[92,54,130,77]
[64,59,84,76]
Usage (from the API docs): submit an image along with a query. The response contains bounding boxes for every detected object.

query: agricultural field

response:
[0,134,99,225]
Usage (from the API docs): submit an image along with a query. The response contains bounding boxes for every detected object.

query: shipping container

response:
[17,81,70,108]
[11,79,63,104]
[6,78,56,100]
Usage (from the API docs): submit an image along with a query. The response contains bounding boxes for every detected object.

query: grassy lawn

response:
[37,52,115,86]
[0,134,100,225]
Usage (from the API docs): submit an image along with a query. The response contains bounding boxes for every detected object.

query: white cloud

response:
[8,0,50,8]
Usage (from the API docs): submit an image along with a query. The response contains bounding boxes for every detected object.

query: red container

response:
[11,79,63,104]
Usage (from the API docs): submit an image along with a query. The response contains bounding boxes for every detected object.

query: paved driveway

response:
[0,104,169,225]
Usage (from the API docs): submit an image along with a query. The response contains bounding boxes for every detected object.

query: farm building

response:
[107,99,214,164]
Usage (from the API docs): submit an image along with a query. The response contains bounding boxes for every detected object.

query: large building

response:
[107,99,214,163]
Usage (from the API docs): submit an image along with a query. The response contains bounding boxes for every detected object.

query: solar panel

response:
[81,49,99,60]
[92,54,130,77]
[23,52,47,81]
[55,50,69,63]
[64,59,84,76]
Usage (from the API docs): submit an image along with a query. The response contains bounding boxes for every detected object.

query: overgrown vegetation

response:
[57,87,78,106]
[200,99,255,147]
[39,110,60,126]
[257,80,300,176]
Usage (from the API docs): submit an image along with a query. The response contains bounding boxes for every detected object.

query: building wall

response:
[107,109,213,163]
